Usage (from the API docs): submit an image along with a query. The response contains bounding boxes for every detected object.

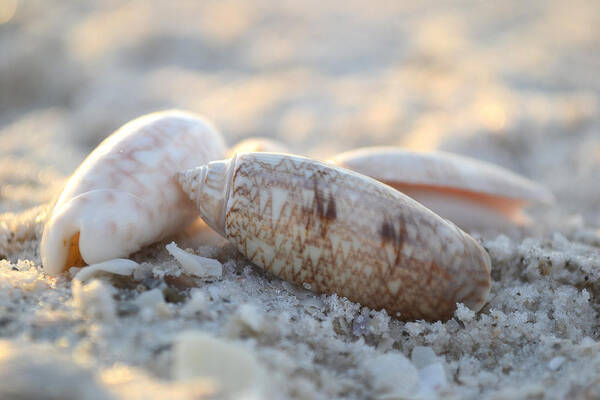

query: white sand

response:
[1,0,600,399]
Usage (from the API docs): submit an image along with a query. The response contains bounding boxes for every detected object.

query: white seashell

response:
[178,152,491,321]
[227,137,290,157]
[40,110,226,275]
[165,241,222,279]
[329,147,554,230]
[173,331,267,398]
[73,258,139,282]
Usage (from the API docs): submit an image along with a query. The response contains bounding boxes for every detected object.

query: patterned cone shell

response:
[179,152,491,321]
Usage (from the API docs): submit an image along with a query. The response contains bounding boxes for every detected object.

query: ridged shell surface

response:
[41,110,226,275]
[179,152,491,321]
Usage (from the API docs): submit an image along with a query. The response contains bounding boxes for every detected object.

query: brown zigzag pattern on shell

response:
[222,153,491,321]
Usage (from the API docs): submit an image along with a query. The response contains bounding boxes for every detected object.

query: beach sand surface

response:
[1,1,600,398]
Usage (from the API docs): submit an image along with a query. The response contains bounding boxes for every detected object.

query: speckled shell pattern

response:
[41,110,226,275]
[180,152,491,321]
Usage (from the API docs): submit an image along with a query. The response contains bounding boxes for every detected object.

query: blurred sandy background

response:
[2,0,599,217]
[1,1,600,399]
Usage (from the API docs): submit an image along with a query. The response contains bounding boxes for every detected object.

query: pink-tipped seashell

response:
[329,147,554,231]
[40,110,226,275]
[227,137,290,157]
[178,152,491,321]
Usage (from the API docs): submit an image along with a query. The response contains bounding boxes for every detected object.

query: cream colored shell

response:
[40,110,226,275]
[178,152,491,321]
[329,147,554,230]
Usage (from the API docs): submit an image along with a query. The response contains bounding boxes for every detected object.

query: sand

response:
[1,0,600,399]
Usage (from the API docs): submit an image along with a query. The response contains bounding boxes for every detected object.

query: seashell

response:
[329,147,554,231]
[73,258,139,282]
[227,137,290,157]
[166,241,223,279]
[40,110,226,275]
[178,152,491,321]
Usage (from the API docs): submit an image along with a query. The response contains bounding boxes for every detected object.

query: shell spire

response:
[177,157,235,238]
[178,152,491,321]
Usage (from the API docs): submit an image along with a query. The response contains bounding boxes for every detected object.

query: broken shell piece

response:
[166,241,222,279]
[40,110,226,275]
[178,152,491,321]
[173,331,267,398]
[227,137,290,157]
[73,258,139,282]
[329,147,554,231]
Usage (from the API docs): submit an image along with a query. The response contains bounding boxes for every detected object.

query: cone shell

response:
[41,110,226,275]
[179,152,491,321]
[329,147,554,230]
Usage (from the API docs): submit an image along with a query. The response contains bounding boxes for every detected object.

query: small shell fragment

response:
[329,147,554,230]
[73,258,139,282]
[40,110,226,275]
[166,241,222,279]
[178,152,491,321]
[173,331,267,398]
